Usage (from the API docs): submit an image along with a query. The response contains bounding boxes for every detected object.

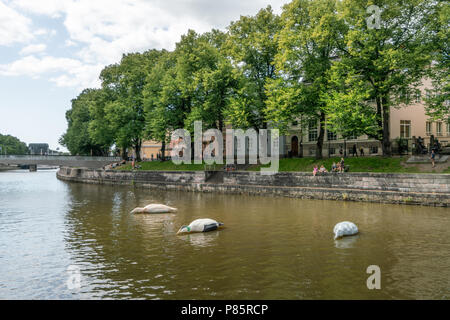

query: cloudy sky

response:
[0,0,289,151]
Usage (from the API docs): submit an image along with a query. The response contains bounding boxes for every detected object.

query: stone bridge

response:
[0,155,122,170]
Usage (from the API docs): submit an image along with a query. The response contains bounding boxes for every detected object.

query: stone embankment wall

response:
[57,167,450,207]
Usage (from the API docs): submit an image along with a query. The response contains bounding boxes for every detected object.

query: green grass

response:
[247,156,421,173]
[116,161,220,171]
[115,157,448,173]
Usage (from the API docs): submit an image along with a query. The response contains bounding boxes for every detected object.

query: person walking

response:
[352,144,357,157]
[360,147,364,156]
[430,149,436,168]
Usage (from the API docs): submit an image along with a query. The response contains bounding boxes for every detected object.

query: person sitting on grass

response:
[339,158,345,172]
[331,162,337,172]
[313,165,318,177]
[319,165,328,173]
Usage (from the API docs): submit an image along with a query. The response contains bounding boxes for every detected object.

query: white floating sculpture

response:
[130,204,177,214]
[333,221,358,240]
[177,218,224,234]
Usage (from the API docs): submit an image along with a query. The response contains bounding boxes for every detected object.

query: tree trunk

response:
[121,147,128,160]
[299,135,303,158]
[134,139,142,162]
[161,140,166,161]
[381,96,391,156]
[315,112,326,159]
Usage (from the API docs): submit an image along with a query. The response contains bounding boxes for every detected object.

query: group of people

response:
[103,159,127,170]
[313,158,346,176]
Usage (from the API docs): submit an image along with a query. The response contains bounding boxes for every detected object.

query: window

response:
[400,120,411,138]
[329,147,336,155]
[292,120,298,126]
[415,91,421,103]
[447,120,450,135]
[327,130,337,141]
[436,122,442,136]
[370,146,378,154]
[426,121,432,136]
[308,120,318,142]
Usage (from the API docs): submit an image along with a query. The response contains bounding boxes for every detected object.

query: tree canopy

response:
[0,133,28,155]
[60,0,446,159]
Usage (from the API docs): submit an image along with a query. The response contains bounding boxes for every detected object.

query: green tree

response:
[144,31,239,160]
[101,49,165,160]
[266,0,344,159]
[0,133,28,155]
[182,30,240,132]
[86,88,115,154]
[143,51,183,159]
[424,1,449,121]
[60,89,110,155]
[326,0,436,155]
[225,6,281,130]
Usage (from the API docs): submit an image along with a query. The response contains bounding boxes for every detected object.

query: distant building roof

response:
[29,143,49,148]
[28,143,50,154]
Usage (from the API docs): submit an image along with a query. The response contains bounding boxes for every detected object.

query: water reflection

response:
[179,231,221,248]
[1,170,450,299]
[334,235,360,249]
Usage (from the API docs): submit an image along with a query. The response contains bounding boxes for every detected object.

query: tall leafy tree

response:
[144,31,239,159]
[87,88,115,154]
[143,50,187,159]
[0,133,28,155]
[424,0,449,121]
[101,49,165,160]
[182,30,240,132]
[266,0,344,159]
[225,6,281,130]
[60,89,110,155]
[326,0,436,155]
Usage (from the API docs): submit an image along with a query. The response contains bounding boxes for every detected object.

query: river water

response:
[1,169,450,299]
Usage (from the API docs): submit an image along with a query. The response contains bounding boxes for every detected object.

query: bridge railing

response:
[0,155,123,161]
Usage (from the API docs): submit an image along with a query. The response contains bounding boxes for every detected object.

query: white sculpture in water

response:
[130,204,178,214]
[177,218,224,234]
[333,221,358,240]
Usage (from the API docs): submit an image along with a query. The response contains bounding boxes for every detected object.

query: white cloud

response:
[0,55,102,88]
[0,1,33,45]
[10,0,68,18]
[0,55,80,76]
[65,40,77,47]
[19,44,47,55]
[5,0,290,88]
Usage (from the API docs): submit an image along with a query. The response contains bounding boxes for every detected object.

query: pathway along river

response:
[1,169,450,299]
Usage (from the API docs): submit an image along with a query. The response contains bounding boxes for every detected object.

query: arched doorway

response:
[291,136,299,157]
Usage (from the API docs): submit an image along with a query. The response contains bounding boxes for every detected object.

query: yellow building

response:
[127,140,171,160]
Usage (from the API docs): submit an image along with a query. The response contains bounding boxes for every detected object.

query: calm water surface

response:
[1,170,450,299]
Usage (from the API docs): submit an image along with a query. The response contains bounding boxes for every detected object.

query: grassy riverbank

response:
[116,161,219,171]
[248,157,413,173]
[115,156,449,173]
[249,156,450,173]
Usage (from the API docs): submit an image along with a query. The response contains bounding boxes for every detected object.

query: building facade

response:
[284,78,449,157]
[28,143,49,155]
